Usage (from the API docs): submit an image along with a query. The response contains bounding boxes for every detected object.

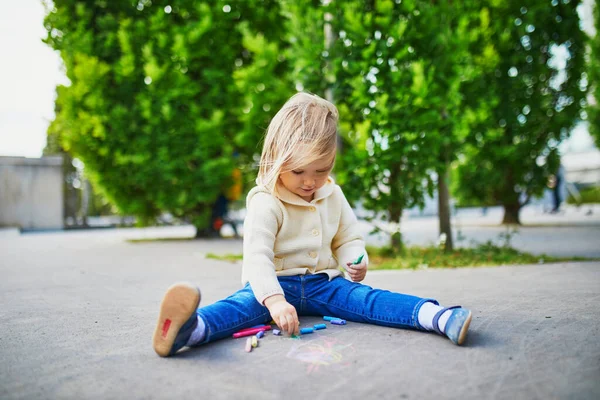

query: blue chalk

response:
[313,324,327,330]
[256,330,265,339]
[300,327,314,334]
[273,329,281,336]
[330,319,347,325]
[323,316,338,321]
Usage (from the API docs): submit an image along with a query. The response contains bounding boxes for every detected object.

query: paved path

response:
[1,229,599,399]
[65,203,600,258]
[360,204,600,258]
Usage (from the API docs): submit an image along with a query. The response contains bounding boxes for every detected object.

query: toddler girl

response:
[152,93,472,357]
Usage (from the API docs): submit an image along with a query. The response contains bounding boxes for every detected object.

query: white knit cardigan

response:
[241,176,368,304]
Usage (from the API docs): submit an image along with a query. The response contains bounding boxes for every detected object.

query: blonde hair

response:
[258,92,339,192]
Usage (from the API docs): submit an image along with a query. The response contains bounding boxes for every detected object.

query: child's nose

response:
[304,177,315,187]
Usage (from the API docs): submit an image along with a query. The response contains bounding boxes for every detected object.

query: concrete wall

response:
[0,156,64,230]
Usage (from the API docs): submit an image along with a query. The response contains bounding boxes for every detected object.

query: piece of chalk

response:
[232,326,272,339]
[256,330,265,339]
[313,323,327,330]
[251,336,258,347]
[353,253,365,264]
[245,338,252,352]
[300,327,314,334]
[273,329,281,336]
[330,319,347,325]
[323,316,337,321]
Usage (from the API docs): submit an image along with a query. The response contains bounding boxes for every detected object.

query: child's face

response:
[279,157,334,202]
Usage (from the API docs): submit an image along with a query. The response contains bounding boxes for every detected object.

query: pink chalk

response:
[233,326,272,339]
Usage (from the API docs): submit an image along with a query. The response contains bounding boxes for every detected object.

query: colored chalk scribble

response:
[286,337,355,374]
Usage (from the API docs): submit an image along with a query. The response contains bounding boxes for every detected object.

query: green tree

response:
[455,0,588,224]
[305,0,485,251]
[43,0,288,235]
[588,0,600,146]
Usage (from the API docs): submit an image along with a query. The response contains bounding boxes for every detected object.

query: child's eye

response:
[292,170,303,175]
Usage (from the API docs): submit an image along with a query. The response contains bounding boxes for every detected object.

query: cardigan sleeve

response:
[331,187,369,267]
[241,191,285,304]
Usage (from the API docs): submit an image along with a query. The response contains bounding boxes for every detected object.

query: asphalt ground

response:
[1,227,599,400]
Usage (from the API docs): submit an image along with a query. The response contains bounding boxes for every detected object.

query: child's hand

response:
[345,259,368,282]
[264,294,299,335]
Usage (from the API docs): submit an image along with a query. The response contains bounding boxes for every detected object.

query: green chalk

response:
[353,254,364,264]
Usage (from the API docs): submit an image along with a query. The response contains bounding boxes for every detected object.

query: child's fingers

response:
[344,262,367,282]
[347,260,367,269]
[346,266,364,276]
[349,268,366,282]
[285,314,298,335]
[292,315,300,335]
[278,315,289,333]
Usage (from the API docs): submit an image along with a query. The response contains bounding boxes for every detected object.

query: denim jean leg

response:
[196,284,271,344]
[278,276,303,311]
[303,274,438,330]
[196,277,306,344]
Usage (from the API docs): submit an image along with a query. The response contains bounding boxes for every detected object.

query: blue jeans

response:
[196,274,437,344]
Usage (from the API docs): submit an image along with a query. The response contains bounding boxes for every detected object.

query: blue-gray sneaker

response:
[433,306,472,346]
[152,282,201,357]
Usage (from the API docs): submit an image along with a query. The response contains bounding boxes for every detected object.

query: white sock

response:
[418,302,452,333]
[185,316,206,347]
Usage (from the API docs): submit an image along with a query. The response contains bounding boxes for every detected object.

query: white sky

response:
[0,0,596,159]
[0,0,68,158]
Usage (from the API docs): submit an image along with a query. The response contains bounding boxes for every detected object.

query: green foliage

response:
[313,1,485,249]
[148,244,594,268]
[45,115,115,220]
[567,186,600,204]
[43,0,589,237]
[205,252,244,262]
[281,0,330,94]
[588,1,600,146]
[366,243,590,270]
[454,0,588,223]
[43,0,289,231]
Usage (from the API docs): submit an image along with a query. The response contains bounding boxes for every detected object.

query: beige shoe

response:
[152,282,201,357]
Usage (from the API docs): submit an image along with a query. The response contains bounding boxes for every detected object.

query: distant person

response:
[551,164,565,213]
[152,93,473,358]
[209,161,243,237]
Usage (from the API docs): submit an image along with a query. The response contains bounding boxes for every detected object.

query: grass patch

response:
[367,242,594,270]
[567,186,600,204]
[205,253,244,262]
[202,242,595,268]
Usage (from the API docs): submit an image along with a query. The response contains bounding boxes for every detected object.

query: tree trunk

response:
[81,178,91,227]
[501,166,522,225]
[502,203,521,225]
[194,203,218,238]
[195,224,219,238]
[437,164,454,253]
[389,206,404,253]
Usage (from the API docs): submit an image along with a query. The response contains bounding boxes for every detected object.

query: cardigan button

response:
[311,229,319,236]
[309,251,318,258]
[309,206,316,212]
